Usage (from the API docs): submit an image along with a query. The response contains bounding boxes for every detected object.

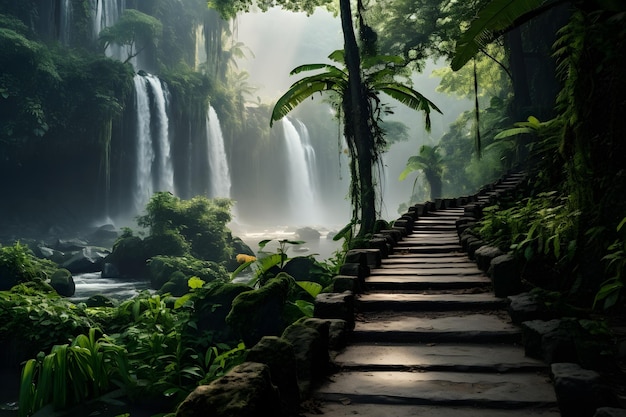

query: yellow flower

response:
[236,254,256,264]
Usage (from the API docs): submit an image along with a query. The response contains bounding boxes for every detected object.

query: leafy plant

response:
[594,217,626,310]
[19,328,131,417]
[230,239,304,286]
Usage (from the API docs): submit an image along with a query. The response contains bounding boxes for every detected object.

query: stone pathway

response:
[304,184,561,416]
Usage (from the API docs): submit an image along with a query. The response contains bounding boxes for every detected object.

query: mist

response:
[236,8,472,223]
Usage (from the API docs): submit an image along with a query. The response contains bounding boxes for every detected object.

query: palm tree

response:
[399,144,444,201]
[270,48,440,237]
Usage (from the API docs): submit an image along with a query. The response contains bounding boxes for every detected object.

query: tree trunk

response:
[339,0,376,236]
[505,27,531,121]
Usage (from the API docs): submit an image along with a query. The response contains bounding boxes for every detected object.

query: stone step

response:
[311,370,557,409]
[334,343,548,373]
[365,275,491,291]
[377,261,480,268]
[384,254,470,262]
[412,225,458,232]
[302,403,561,417]
[395,244,463,254]
[370,267,483,276]
[356,293,506,312]
[352,312,521,343]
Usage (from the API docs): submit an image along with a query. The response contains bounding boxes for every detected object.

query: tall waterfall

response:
[133,74,175,213]
[281,117,321,224]
[206,106,231,198]
[92,0,128,61]
[60,0,72,45]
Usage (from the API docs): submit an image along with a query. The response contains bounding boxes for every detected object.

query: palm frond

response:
[451,0,552,71]
[377,83,442,131]
[270,74,346,125]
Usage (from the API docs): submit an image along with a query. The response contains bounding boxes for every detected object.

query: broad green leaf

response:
[187,276,205,289]
[296,281,323,298]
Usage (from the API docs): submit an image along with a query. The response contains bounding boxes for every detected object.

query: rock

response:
[226,273,292,347]
[88,224,119,246]
[521,319,563,361]
[338,262,369,283]
[101,262,120,278]
[247,336,300,416]
[594,408,626,417]
[282,322,329,397]
[508,292,553,324]
[175,362,283,417]
[85,294,115,307]
[282,256,315,282]
[488,253,521,297]
[467,238,485,260]
[295,227,321,241]
[303,317,349,350]
[62,246,109,273]
[193,283,252,344]
[551,362,613,417]
[55,238,88,252]
[36,245,66,264]
[474,245,504,272]
[313,291,355,330]
[332,275,361,293]
[50,268,75,297]
[159,271,189,297]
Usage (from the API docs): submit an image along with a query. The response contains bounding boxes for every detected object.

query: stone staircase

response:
[304,173,562,416]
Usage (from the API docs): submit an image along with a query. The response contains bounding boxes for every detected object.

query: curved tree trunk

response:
[339,0,376,237]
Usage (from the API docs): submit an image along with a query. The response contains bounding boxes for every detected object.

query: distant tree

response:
[98,9,163,64]
[399,144,443,200]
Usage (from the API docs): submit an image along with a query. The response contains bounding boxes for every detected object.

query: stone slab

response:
[312,370,557,407]
[353,313,521,343]
[302,403,561,417]
[370,267,483,276]
[334,343,548,373]
[365,274,490,289]
[357,293,506,311]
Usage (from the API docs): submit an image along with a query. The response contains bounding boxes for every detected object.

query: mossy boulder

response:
[103,236,147,278]
[159,271,189,297]
[192,282,253,344]
[147,255,229,291]
[226,273,293,347]
[50,268,75,297]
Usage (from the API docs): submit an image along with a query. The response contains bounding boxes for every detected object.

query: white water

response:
[133,74,175,213]
[60,0,72,45]
[207,106,232,198]
[281,117,321,224]
[147,75,175,194]
[92,0,130,62]
[71,272,151,302]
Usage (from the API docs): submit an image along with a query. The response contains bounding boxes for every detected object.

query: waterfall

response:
[206,106,231,198]
[92,0,128,61]
[281,117,321,224]
[60,0,72,45]
[133,74,175,213]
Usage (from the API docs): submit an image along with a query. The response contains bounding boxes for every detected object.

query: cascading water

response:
[60,0,72,45]
[92,0,128,61]
[133,73,175,213]
[281,117,322,224]
[206,106,231,198]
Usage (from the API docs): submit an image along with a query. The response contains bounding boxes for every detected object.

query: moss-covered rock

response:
[50,268,75,297]
[159,271,188,297]
[148,255,228,291]
[226,273,293,347]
